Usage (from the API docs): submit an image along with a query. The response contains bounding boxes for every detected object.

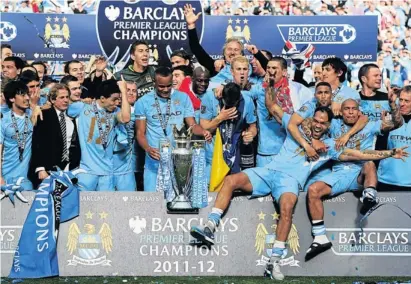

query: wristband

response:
[391,149,397,156]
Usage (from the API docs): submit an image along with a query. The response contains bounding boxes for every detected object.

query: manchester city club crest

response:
[66,211,112,266]
[96,0,204,71]
[254,211,300,267]
[226,18,251,45]
[44,16,70,48]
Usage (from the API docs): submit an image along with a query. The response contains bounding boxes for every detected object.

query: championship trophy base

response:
[166,195,199,214]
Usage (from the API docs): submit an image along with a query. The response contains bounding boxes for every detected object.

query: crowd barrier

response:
[1,191,411,276]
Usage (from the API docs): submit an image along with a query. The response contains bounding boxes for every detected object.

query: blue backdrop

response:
[1,10,377,66]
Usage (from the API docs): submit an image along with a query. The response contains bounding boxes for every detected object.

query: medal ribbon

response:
[154,95,172,137]
[92,102,112,149]
[11,112,29,162]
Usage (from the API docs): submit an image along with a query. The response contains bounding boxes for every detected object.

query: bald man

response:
[305,97,403,262]
[191,67,211,122]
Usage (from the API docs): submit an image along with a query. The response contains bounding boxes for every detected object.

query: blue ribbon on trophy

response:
[157,139,177,202]
[190,146,208,209]
[0,177,30,206]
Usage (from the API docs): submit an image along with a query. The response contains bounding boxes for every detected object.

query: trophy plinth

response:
[166,125,200,214]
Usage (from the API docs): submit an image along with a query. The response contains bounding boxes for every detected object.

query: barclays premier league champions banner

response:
[0,0,377,66]
[96,0,203,69]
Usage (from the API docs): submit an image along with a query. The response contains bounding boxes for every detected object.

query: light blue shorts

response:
[256,154,276,167]
[243,167,301,202]
[114,172,136,191]
[77,173,114,191]
[319,167,362,196]
[303,163,332,191]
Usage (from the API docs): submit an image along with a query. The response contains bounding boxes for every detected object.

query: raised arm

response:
[246,44,268,71]
[116,76,131,124]
[381,87,404,132]
[184,4,217,77]
[265,84,283,123]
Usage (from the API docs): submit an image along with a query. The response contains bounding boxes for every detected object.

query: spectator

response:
[365,2,382,25]
[390,61,408,87]
[73,0,87,14]
[16,1,33,13]
[83,0,96,14]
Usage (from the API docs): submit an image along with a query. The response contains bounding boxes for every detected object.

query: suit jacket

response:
[29,107,80,188]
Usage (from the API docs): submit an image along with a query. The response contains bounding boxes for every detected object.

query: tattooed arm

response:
[265,85,283,123]
[381,88,403,132]
[339,146,409,162]
[288,113,320,160]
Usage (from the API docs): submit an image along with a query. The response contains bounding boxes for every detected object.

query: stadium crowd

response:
[2,0,411,90]
[1,1,411,281]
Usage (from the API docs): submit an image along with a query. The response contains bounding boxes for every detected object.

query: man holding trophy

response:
[134,67,212,197]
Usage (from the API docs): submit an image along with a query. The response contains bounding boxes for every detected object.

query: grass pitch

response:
[1,277,411,284]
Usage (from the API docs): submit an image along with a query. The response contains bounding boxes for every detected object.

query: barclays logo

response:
[105,5,120,22]
[96,0,204,69]
[277,24,356,45]
[0,22,17,42]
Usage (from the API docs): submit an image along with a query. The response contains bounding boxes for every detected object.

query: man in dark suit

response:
[29,83,80,188]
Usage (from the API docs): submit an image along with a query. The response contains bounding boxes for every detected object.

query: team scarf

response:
[274,77,294,115]
[219,97,246,173]
[9,168,83,278]
[178,77,201,111]
[0,177,30,206]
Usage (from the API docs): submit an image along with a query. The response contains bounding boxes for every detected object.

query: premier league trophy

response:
[158,124,206,214]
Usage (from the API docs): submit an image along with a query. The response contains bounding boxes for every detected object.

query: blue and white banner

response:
[201,16,377,62]
[9,170,80,278]
[1,3,377,64]
[1,14,101,61]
